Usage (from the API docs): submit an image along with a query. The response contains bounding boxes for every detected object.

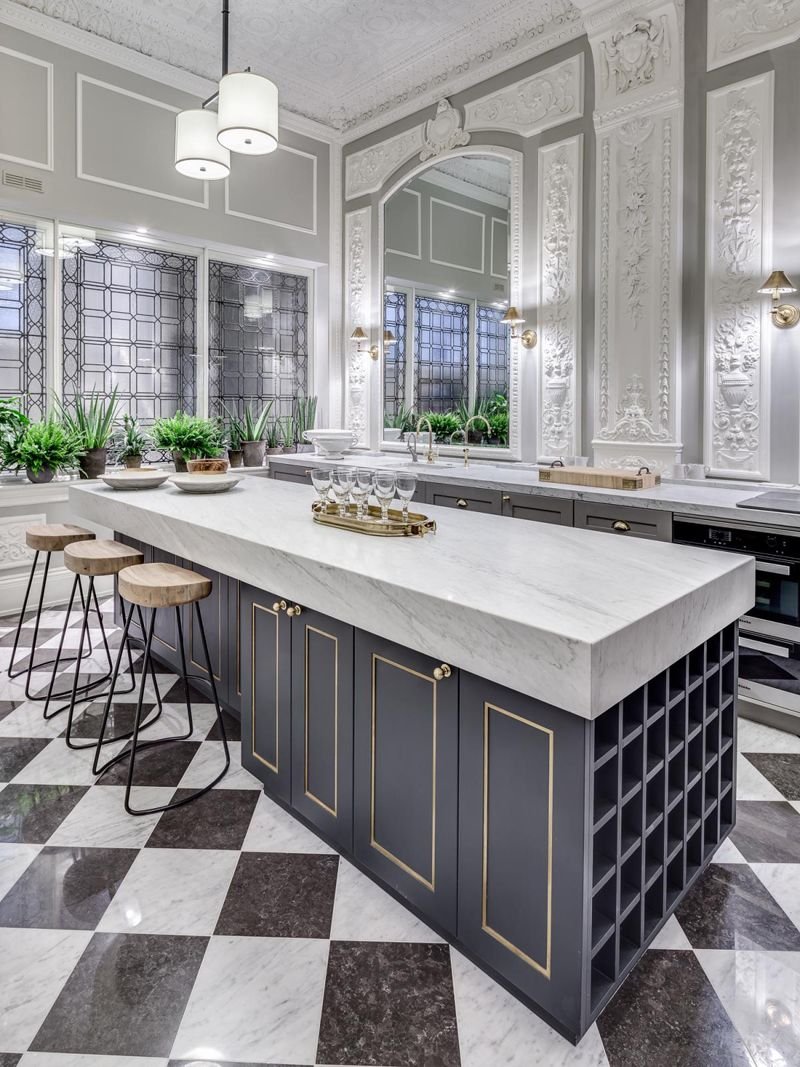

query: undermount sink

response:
[397,460,458,468]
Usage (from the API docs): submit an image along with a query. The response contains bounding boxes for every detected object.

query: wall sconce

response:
[350,326,369,353]
[758,270,799,329]
[352,327,397,360]
[501,306,537,348]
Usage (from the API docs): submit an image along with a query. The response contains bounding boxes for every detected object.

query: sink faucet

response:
[459,416,492,466]
[406,432,419,463]
[449,428,469,466]
[415,417,436,463]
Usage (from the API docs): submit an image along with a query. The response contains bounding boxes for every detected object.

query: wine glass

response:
[373,469,397,524]
[394,472,417,522]
[350,468,374,519]
[310,468,332,510]
[331,467,355,517]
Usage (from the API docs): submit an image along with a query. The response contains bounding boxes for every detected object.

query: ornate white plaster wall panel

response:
[345,127,424,200]
[344,207,372,446]
[464,53,583,137]
[0,513,44,571]
[419,100,470,161]
[708,0,800,70]
[705,74,774,480]
[537,135,582,460]
[578,0,684,473]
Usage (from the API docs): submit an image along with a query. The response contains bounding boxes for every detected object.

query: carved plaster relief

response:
[537,135,582,460]
[464,54,583,138]
[0,513,44,570]
[708,0,800,69]
[345,126,425,200]
[344,207,372,446]
[705,74,774,480]
[419,99,470,161]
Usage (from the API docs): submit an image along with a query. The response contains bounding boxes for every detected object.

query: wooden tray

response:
[538,465,661,491]
[312,501,437,537]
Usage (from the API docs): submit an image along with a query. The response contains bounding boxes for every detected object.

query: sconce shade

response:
[350,326,368,343]
[501,306,525,326]
[758,270,797,295]
[175,109,230,179]
[383,329,397,345]
[217,72,279,155]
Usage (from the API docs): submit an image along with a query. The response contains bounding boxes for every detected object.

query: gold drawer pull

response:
[433,663,452,681]
[456,498,469,508]
[272,600,287,612]
[287,604,303,617]
[502,494,511,503]
[612,520,631,532]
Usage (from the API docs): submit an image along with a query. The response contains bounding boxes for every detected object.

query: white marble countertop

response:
[270,453,800,528]
[69,477,754,719]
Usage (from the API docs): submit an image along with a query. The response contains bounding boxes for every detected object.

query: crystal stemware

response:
[351,468,374,519]
[394,471,417,522]
[331,466,355,518]
[310,468,332,510]
[373,469,397,524]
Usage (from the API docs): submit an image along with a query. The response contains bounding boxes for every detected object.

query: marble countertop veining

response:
[270,453,800,528]
[69,478,753,720]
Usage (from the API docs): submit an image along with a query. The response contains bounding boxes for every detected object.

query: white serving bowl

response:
[303,429,358,458]
[169,473,242,494]
[100,469,170,490]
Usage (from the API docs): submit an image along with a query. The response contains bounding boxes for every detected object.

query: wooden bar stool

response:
[8,523,98,699]
[44,540,164,747]
[94,562,230,815]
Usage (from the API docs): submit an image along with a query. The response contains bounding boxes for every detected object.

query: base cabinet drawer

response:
[502,492,573,525]
[270,461,313,484]
[353,632,459,933]
[291,608,354,850]
[426,483,503,514]
[239,582,292,800]
[574,501,672,541]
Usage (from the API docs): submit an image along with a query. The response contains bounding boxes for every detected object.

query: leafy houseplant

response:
[294,394,318,453]
[228,400,274,467]
[57,388,119,479]
[3,418,81,484]
[116,414,150,469]
[226,412,245,468]
[384,404,414,441]
[0,397,29,443]
[278,414,296,454]
[456,397,491,443]
[420,411,462,443]
[265,418,281,456]
[152,411,223,472]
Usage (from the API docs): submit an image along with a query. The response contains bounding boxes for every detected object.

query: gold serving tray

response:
[312,501,436,537]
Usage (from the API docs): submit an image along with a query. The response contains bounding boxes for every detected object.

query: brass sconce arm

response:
[500,306,537,348]
[758,270,800,329]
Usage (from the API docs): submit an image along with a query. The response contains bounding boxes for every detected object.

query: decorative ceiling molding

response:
[345,126,425,201]
[464,53,583,136]
[419,100,470,161]
[1,0,586,141]
[707,0,800,70]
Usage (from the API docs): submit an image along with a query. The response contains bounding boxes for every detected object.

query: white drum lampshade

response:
[175,109,230,179]
[216,71,279,154]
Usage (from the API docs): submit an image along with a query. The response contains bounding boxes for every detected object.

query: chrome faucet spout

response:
[406,432,419,463]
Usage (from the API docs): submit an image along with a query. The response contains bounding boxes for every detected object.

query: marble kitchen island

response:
[69,477,754,1041]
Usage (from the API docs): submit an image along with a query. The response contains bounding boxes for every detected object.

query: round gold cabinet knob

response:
[272,600,287,612]
[612,520,631,532]
[433,663,452,681]
[456,498,469,508]
[287,604,303,617]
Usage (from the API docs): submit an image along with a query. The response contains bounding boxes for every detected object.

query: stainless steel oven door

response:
[739,631,800,717]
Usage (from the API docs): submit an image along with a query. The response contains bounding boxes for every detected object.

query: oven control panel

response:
[674,520,800,561]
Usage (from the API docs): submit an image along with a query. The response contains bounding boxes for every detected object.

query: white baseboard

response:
[0,565,113,618]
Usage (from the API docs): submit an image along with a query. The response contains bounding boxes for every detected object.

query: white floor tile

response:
[330,858,443,943]
[0,842,42,900]
[179,741,261,790]
[736,753,784,801]
[751,864,800,930]
[450,948,609,1067]
[97,847,238,936]
[0,701,67,739]
[738,717,800,754]
[242,792,336,853]
[0,927,92,1053]
[20,1056,168,1067]
[648,914,692,950]
[713,837,747,863]
[10,739,100,785]
[170,934,329,1064]
[47,786,175,848]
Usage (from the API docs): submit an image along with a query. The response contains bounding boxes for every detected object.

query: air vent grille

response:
[2,170,44,193]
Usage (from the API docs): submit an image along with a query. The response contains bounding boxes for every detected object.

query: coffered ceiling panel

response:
[7,0,583,135]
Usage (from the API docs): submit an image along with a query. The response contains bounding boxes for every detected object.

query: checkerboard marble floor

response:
[2,601,800,1066]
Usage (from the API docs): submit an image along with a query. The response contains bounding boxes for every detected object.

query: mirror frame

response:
[376,146,524,461]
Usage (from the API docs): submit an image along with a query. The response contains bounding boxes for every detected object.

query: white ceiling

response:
[7,0,583,136]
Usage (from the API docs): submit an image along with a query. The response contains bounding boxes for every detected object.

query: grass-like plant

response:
[0,397,29,441]
[277,414,295,448]
[384,405,414,431]
[235,400,274,442]
[152,411,222,459]
[116,414,150,459]
[3,418,82,475]
[56,388,119,450]
[294,395,317,441]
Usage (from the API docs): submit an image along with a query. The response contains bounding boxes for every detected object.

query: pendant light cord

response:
[201,0,230,109]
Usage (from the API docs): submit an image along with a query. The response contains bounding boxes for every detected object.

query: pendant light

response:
[174,0,279,180]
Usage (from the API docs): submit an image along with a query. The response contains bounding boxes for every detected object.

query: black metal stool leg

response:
[8,550,41,678]
[41,574,81,718]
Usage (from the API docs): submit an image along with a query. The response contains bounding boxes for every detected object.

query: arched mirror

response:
[381,153,515,452]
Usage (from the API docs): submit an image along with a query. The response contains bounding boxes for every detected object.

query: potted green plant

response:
[226,411,245,468]
[0,397,29,444]
[294,394,318,453]
[116,414,150,469]
[265,418,281,456]
[152,411,223,472]
[278,414,296,454]
[237,400,274,467]
[3,418,81,484]
[57,388,119,479]
[421,410,462,442]
[384,404,413,442]
[456,397,491,443]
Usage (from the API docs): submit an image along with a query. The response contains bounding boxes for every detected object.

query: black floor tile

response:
[170,1062,303,1067]
[0,1055,21,1066]
[598,950,752,1067]
[146,788,259,849]
[0,701,20,722]
[0,845,137,928]
[675,862,800,950]
[95,740,201,787]
[31,932,208,1057]
[31,673,113,701]
[0,626,62,648]
[207,708,242,741]
[62,700,158,741]
[316,941,460,1067]
[162,677,211,704]
[743,752,800,800]
[0,783,89,843]
[216,852,339,938]
[0,737,50,780]
[731,800,800,862]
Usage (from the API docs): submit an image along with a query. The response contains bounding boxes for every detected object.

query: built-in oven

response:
[673,516,800,722]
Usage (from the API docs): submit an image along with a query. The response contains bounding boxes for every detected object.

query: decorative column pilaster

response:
[344,207,372,446]
[576,0,684,472]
